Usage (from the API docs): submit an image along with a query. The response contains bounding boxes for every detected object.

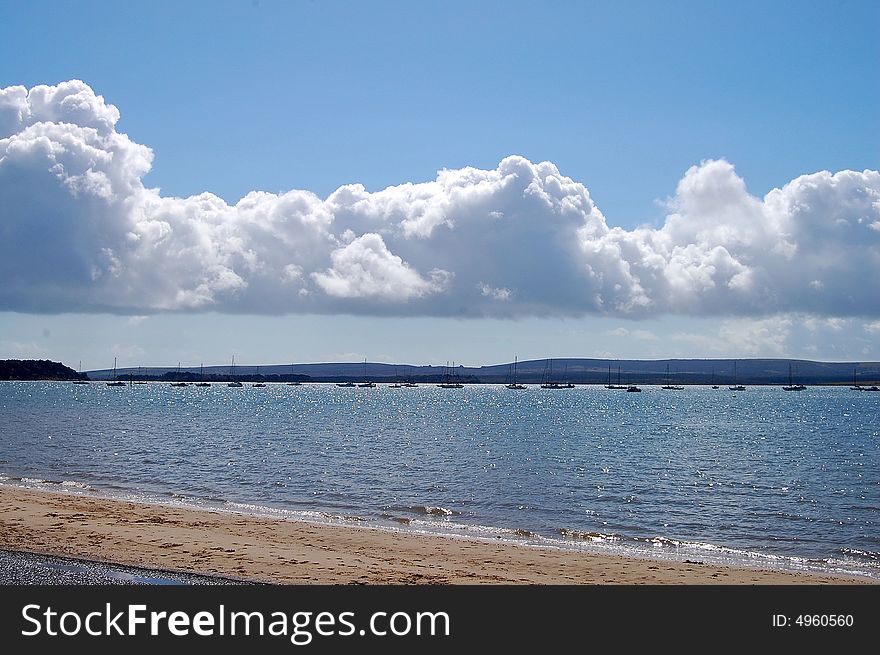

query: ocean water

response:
[1,381,878,579]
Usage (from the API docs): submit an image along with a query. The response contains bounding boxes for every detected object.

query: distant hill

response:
[85,358,880,385]
[0,359,87,381]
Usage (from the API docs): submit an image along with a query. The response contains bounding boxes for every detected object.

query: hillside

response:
[85,358,880,385]
[0,360,87,381]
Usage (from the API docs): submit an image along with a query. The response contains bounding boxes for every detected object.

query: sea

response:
[1,381,877,580]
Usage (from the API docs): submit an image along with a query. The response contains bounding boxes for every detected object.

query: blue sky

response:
[1,0,878,369]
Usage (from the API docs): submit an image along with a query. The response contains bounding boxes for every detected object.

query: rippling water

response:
[1,381,878,578]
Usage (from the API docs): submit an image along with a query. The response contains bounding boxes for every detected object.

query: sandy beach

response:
[0,486,872,584]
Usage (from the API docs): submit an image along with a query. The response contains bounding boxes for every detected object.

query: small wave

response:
[60,480,91,490]
[409,505,456,516]
[839,548,880,562]
[558,528,620,543]
[221,500,362,526]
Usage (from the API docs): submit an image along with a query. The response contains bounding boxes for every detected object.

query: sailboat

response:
[506,356,526,390]
[711,367,719,389]
[660,363,684,390]
[438,361,464,388]
[252,365,266,387]
[195,363,211,387]
[287,363,302,386]
[560,363,575,388]
[403,365,418,387]
[541,359,574,389]
[850,366,864,391]
[227,355,243,387]
[357,358,376,387]
[106,357,126,386]
[729,361,746,391]
[170,362,189,387]
[389,365,404,389]
[782,363,806,391]
[72,360,89,384]
[605,364,627,390]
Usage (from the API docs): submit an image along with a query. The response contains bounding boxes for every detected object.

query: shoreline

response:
[0,486,872,584]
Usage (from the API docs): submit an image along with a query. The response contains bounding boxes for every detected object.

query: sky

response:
[1,0,878,370]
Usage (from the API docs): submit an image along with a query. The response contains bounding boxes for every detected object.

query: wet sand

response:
[0,486,871,584]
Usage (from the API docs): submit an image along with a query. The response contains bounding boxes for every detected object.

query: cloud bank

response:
[1,80,879,317]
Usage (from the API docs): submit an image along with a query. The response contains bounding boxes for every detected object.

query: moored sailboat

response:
[438,361,464,388]
[227,355,243,387]
[106,357,126,387]
[357,358,376,387]
[782,363,806,391]
[195,363,211,386]
[729,361,746,391]
[170,362,189,387]
[506,356,526,390]
[605,364,627,390]
[660,363,684,390]
[72,360,89,384]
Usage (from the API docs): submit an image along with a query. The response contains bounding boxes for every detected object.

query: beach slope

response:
[0,487,869,585]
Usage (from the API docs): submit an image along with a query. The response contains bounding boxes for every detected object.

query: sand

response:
[0,486,871,584]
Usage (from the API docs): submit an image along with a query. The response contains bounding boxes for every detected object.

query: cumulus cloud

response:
[1,80,879,318]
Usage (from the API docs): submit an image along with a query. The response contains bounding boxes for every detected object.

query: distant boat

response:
[506,356,527,390]
[72,360,89,384]
[540,359,573,389]
[227,355,243,387]
[660,363,684,390]
[850,366,868,391]
[358,358,376,387]
[336,382,355,387]
[729,361,746,391]
[626,385,642,392]
[195,363,210,387]
[782,364,806,391]
[389,365,405,388]
[106,357,126,387]
[605,364,627,390]
[252,365,266,387]
[438,361,464,388]
[287,363,302,386]
[170,362,189,387]
[711,367,719,389]
[401,365,418,387]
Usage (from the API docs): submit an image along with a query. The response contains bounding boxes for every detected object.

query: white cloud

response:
[2,80,879,318]
[478,283,512,301]
[718,316,793,356]
[311,233,450,301]
[865,321,880,334]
